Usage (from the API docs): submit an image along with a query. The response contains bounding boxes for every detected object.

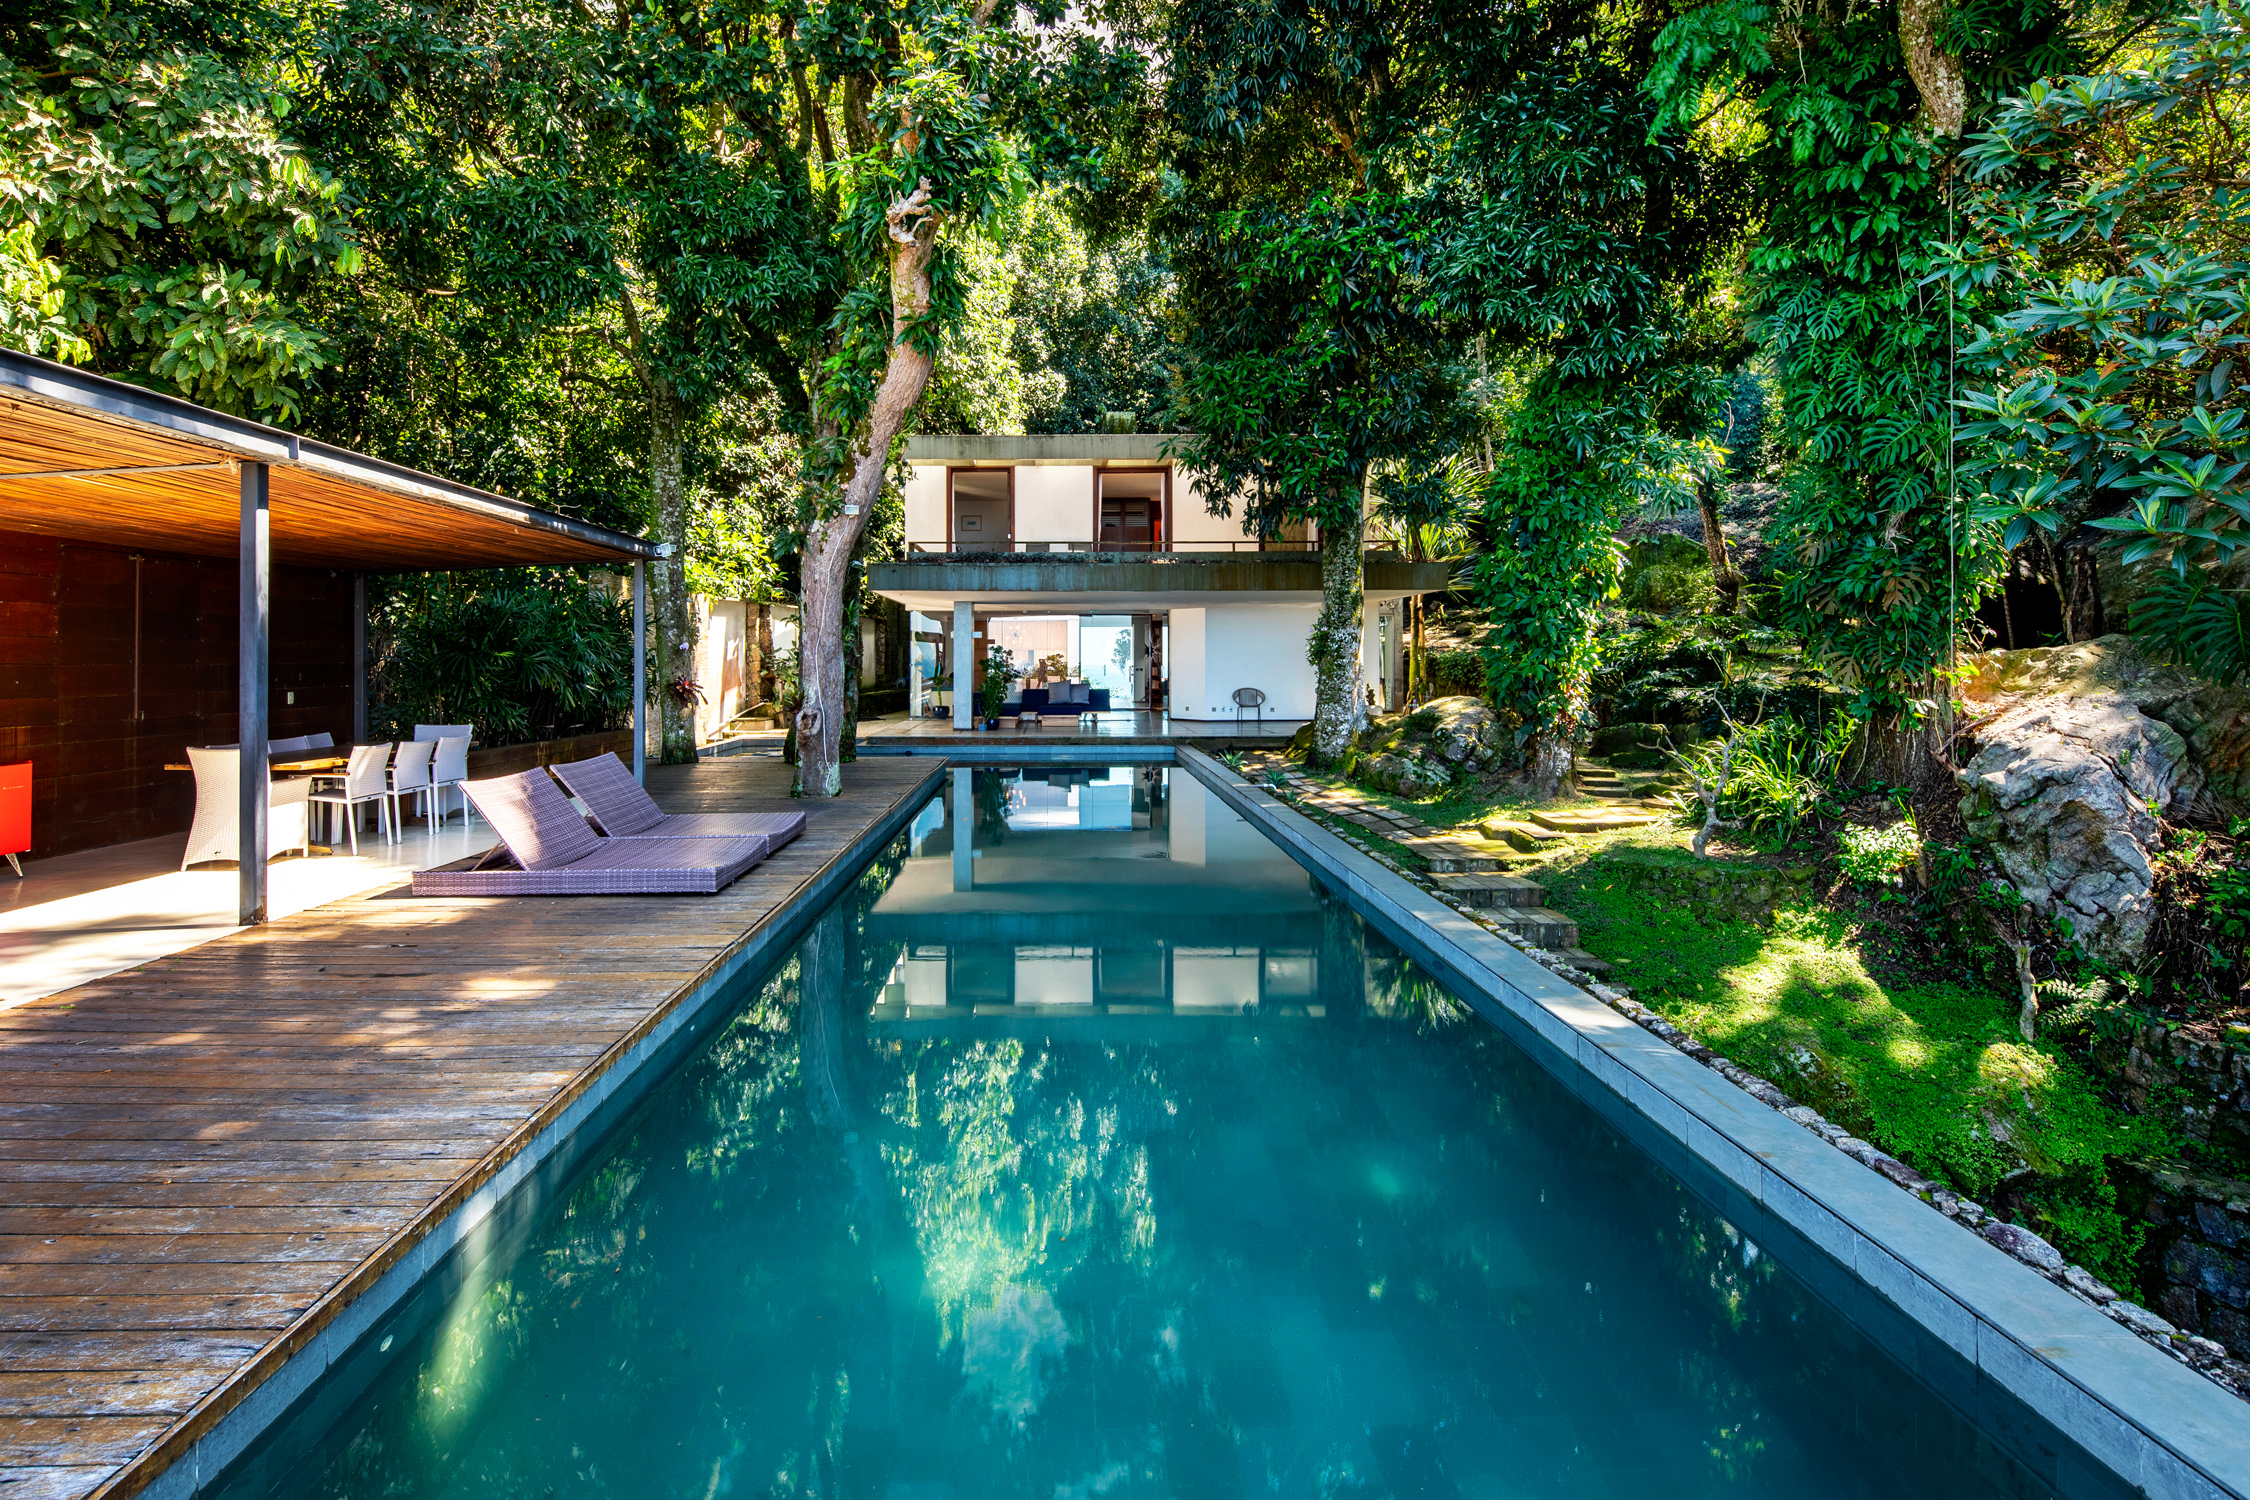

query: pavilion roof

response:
[0,351,658,570]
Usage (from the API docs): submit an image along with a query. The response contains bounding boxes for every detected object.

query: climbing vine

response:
[1649,0,2076,781]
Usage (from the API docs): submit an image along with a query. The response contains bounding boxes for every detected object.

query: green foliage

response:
[1619,535,1720,614]
[978,643,1018,720]
[1647,1,2044,711]
[1592,613,1829,732]
[0,6,360,418]
[920,189,1177,435]
[1675,710,1859,844]
[1168,193,1461,543]
[1946,2,2250,677]
[1449,39,1746,760]
[368,570,632,746]
[1422,648,1488,700]
[1545,844,2171,1285]
[1839,820,1923,884]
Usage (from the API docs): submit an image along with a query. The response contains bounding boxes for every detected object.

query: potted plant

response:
[979,645,1018,730]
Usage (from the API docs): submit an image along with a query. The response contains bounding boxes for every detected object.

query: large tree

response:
[1648,0,2083,787]
[1,0,360,418]
[1445,32,1747,795]
[1161,0,1478,765]
[1948,1,2250,675]
[304,0,834,764]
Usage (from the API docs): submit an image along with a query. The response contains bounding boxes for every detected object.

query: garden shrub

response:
[1618,535,1716,614]
[1422,648,1487,700]
[1672,709,1858,845]
[369,568,633,746]
[1838,821,1920,885]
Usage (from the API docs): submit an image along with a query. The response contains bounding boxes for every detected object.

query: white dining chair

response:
[180,747,312,868]
[306,732,335,749]
[428,736,473,826]
[387,738,437,833]
[272,735,313,754]
[308,743,394,852]
[415,725,474,821]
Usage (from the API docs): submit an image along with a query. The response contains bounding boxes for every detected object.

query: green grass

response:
[1543,837,2173,1287]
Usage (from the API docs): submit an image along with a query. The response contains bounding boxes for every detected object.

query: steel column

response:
[632,561,648,783]
[237,461,270,926]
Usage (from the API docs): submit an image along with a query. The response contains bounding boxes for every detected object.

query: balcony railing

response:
[905,539,1341,556]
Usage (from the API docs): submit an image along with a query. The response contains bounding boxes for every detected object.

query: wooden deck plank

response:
[0,754,943,1500]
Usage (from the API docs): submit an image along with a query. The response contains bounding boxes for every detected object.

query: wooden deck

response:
[0,755,944,1500]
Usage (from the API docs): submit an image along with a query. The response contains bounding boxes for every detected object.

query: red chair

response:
[0,761,28,876]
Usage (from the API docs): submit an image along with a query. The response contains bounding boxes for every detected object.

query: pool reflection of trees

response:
[247,799,2041,1500]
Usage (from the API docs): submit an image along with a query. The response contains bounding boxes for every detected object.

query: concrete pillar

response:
[952,601,975,730]
[951,765,974,891]
[908,612,926,719]
[237,460,270,926]
[1362,602,1384,715]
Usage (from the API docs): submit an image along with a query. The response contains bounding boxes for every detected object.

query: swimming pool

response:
[209,765,2101,1499]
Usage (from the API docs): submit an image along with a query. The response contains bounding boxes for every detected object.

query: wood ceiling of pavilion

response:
[0,350,658,570]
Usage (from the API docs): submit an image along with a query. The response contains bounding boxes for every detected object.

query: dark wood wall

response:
[0,528,355,859]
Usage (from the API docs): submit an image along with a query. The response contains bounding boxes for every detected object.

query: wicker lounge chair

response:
[411,769,767,896]
[550,752,807,850]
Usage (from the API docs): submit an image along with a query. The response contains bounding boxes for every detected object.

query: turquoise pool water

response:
[214,765,2082,1500]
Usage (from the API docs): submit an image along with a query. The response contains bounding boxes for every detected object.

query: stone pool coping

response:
[1178,745,2250,1500]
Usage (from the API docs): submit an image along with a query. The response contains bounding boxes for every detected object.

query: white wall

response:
[1167,602,1319,720]
[904,463,947,548]
[1015,465,1094,546]
[1169,608,1207,722]
[1170,469,1255,549]
[690,596,747,741]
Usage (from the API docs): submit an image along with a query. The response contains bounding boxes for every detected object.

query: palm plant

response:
[369,569,633,744]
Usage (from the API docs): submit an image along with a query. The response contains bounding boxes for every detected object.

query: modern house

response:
[868,435,1451,726]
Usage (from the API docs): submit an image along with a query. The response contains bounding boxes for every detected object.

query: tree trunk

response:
[1309,484,1368,767]
[1696,479,1742,614]
[1898,0,1967,136]
[1527,691,1581,801]
[1408,593,1425,705]
[795,181,941,799]
[756,603,774,705]
[647,381,699,764]
[1865,690,1955,805]
[2062,544,2104,641]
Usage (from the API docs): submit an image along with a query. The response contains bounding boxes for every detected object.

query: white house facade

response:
[868,435,1448,727]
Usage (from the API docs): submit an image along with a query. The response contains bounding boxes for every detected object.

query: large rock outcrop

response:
[1350,696,1502,796]
[1955,696,2186,963]
[1962,635,2250,820]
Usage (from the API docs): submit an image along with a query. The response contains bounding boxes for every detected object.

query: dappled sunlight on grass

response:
[1543,853,2172,1283]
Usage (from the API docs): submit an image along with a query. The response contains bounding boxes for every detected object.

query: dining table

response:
[162,750,352,774]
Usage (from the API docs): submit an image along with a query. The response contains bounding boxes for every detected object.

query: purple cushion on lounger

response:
[412,833,769,896]
[550,752,807,848]
[547,751,666,835]
[461,770,602,870]
[645,810,808,847]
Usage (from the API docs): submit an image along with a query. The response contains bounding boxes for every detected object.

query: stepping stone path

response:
[1248,759,1609,974]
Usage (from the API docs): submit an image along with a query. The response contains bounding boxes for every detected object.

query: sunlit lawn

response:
[1536,829,2170,1286]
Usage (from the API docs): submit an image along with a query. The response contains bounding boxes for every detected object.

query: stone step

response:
[1485,905,1581,947]
[1398,837,1510,873]
[1528,809,1662,834]
[1477,820,1573,853]
[1550,946,1614,976]
[1429,872,1548,908]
